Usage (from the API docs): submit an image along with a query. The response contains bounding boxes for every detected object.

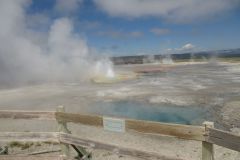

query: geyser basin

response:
[92,59,138,83]
[92,72,138,84]
[86,101,210,125]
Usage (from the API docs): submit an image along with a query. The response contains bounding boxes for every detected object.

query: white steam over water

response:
[0,0,105,88]
[162,56,174,64]
[94,59,115,78]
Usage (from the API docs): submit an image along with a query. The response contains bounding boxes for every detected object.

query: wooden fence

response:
[0,107,239,160]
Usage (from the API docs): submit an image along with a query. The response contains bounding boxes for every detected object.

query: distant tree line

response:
[111,48,240,65]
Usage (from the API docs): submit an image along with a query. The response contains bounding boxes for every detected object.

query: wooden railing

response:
[0,107,239,160]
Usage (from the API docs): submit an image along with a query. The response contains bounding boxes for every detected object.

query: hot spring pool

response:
[85,101,210,125]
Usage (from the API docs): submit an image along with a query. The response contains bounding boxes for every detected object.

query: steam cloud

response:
[0,0,96,88]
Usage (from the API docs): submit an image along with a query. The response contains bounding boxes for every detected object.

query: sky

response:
[26,0,240,56]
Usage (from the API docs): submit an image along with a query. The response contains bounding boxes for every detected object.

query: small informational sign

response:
[103,117,125,133]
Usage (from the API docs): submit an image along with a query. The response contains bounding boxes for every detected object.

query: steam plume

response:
[0,0,95,88]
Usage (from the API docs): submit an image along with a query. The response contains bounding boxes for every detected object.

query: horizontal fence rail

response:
[55,112,205,141]
[0,110,55,120]
[55,112,103,127]
[126,119,205,141]
[0,132,59,143]
[206,128,240,152]
[0,155,63,160]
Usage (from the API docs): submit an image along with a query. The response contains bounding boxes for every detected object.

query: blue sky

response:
[28,0,240,56]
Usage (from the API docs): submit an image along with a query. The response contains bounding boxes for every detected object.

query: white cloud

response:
[94,0,240,23]
[181,43,195,51]
[150,28,170,36]
[165,43,196,54]
[54,0,83,14]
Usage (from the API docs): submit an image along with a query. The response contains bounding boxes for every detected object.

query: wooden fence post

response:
[57,106,70,158]
[202,121,214,160]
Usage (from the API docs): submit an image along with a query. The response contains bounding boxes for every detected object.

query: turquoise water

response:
[89,101,209,125]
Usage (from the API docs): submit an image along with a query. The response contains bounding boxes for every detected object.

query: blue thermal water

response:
[89,101,209,125]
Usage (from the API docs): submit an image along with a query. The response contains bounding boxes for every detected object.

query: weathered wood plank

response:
[0,110,55,120]
[206,128,240,152]
[0,132,59,142]
[0,155,63,160]
[28,149,61,155]
[126,119,205,141]
[56,112,205,141]
[55,112,103,127]
[59,133,184,160]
